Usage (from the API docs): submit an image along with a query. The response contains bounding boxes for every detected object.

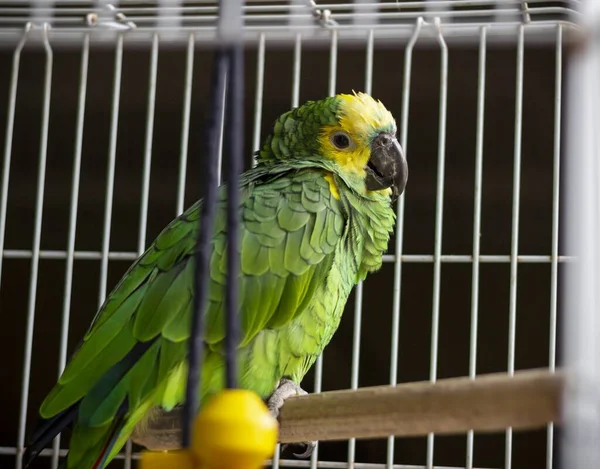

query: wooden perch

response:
[278,368,564,443]
[132,368,564,451]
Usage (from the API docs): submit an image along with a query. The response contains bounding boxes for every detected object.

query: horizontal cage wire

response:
[0,1,584,46]
[0,1,583,469]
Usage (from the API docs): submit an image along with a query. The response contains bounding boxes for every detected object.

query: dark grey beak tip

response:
[391,167,408,201]
[393,150,408,200]
[366,133,408,201]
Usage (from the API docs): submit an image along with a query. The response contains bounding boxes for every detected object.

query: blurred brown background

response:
[0,30,566,469]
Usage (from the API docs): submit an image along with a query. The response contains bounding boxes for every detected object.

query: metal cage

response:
[0,1,598,469]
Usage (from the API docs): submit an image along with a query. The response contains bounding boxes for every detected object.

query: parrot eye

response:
[331,131,351,150]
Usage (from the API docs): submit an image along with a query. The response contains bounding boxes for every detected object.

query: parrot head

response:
[257,91,408,199]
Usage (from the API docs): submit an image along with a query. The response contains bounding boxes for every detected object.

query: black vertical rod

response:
[221,0,244,390]
[182,0,244,449]
[182,48,229,448]
[224,43,244,390]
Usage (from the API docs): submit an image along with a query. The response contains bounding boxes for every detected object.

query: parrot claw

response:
[282,440,317,459]
[267,379,317,459]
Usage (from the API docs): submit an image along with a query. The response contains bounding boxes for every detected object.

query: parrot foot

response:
[267,378,307,418]
[267,378,317,459]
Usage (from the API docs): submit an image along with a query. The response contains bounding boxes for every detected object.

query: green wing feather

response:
[36,166,346,468]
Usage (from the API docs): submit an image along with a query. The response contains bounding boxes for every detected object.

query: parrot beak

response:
[365,133,408,200]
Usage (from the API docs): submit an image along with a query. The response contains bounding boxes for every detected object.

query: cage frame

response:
[0,1,598,469]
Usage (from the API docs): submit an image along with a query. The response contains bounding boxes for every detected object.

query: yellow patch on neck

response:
[324,173,340,200]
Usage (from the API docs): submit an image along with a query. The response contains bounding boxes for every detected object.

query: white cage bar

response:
[562,0,600,467]
[15,22,53,469]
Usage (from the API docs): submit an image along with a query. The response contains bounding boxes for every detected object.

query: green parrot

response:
[24,91,407,469]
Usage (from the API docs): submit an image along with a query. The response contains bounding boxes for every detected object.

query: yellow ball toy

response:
[139,389,278,469]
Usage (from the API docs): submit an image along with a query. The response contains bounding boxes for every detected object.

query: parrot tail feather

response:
[91,411,127,469]
[24,338,156,468]
[23,403,79,467]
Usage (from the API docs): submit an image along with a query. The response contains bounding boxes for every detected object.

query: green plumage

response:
[27,93,400,469]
